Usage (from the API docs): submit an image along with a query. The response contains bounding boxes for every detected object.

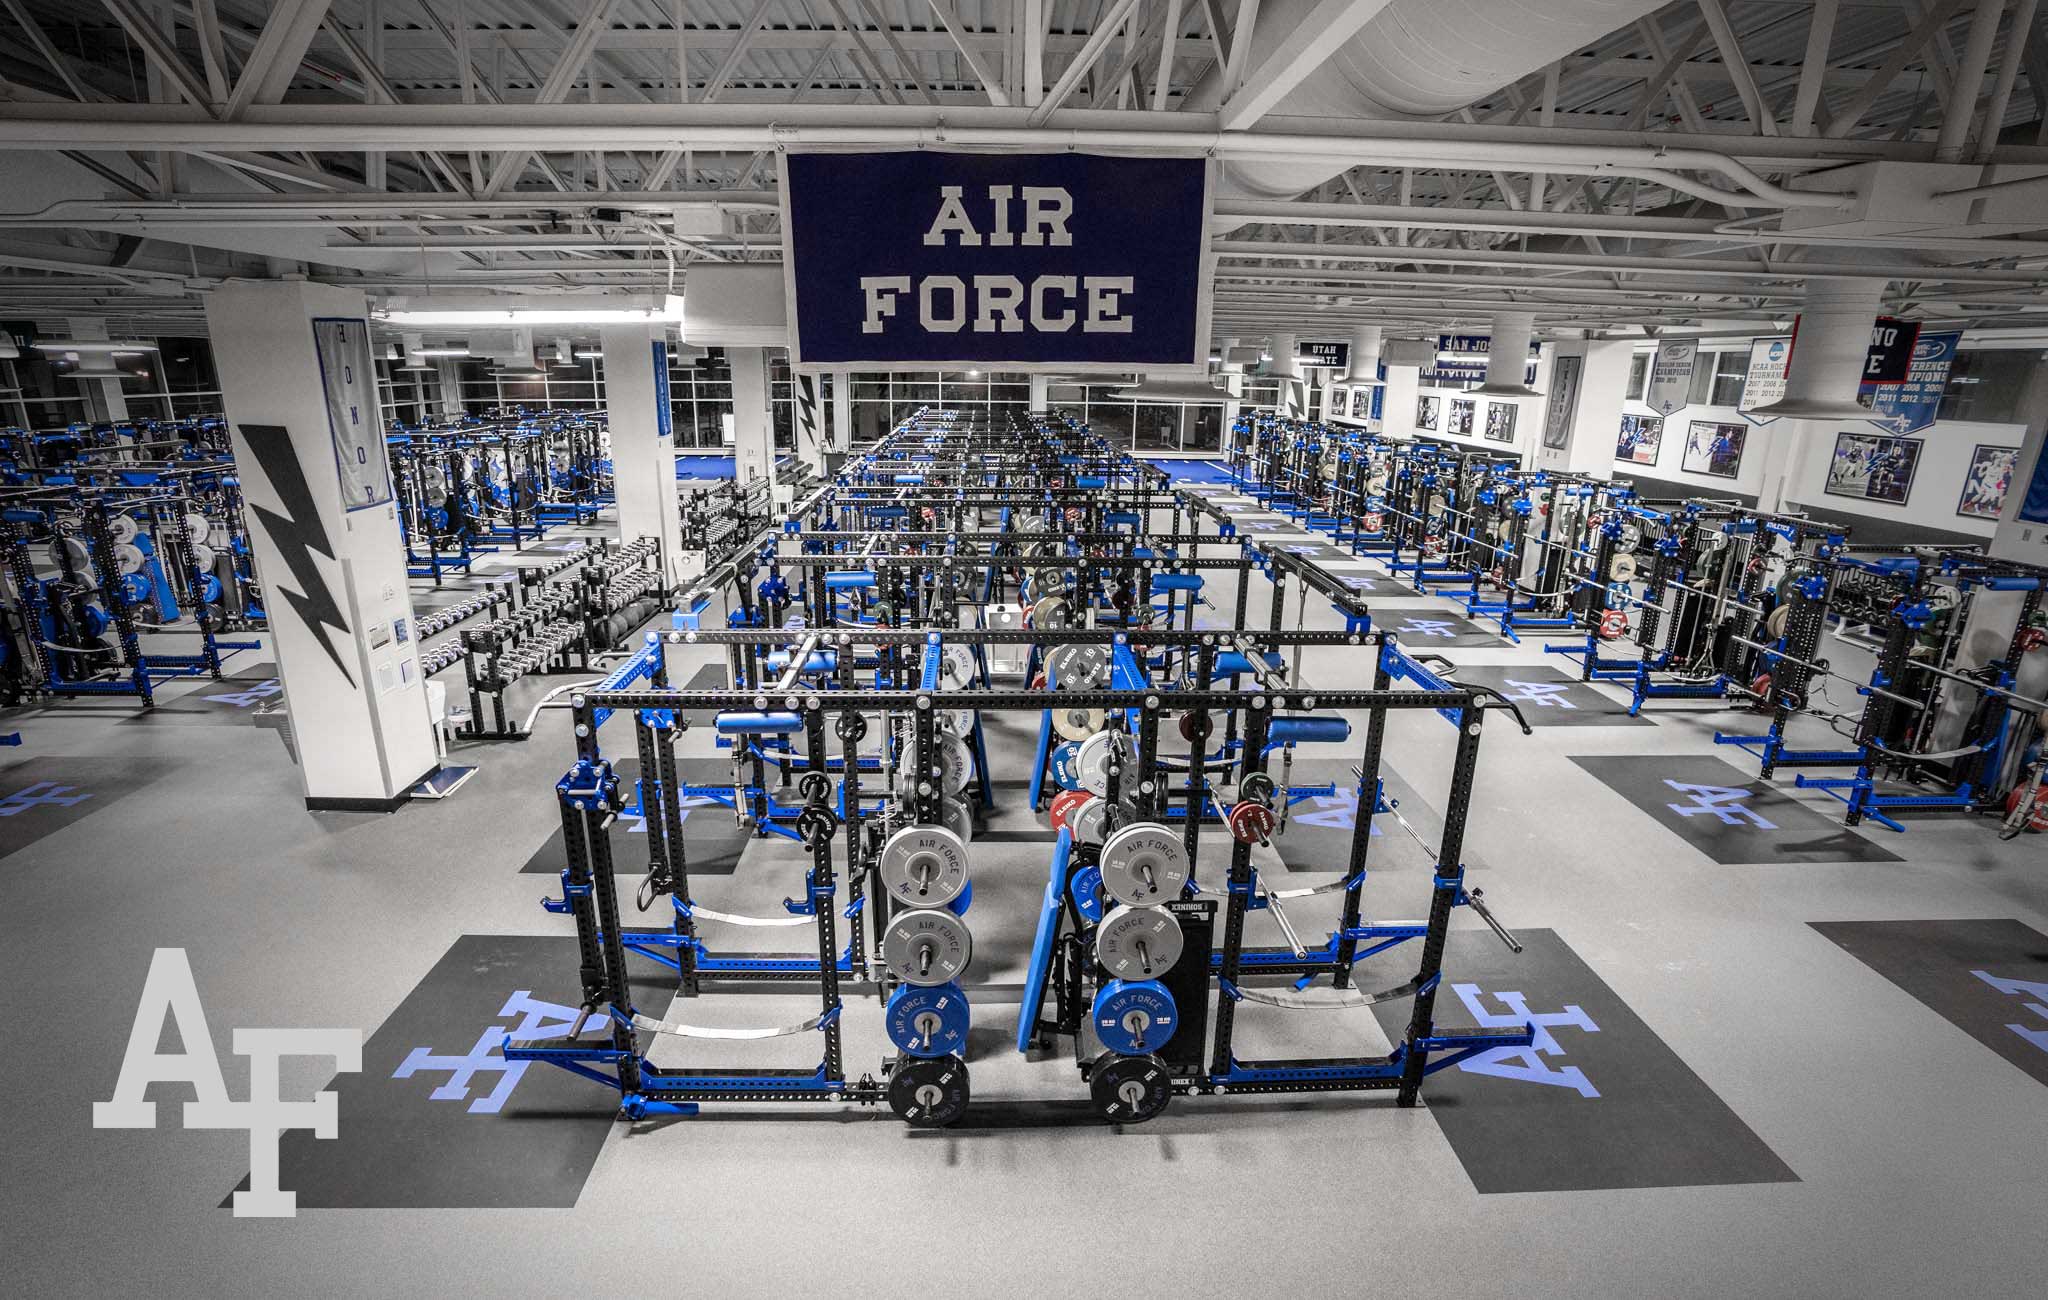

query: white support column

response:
[205,280,438,811]
[1382,356,1421,439]
[600,323,687,584]
[61,318,130,423]
[1345,326,1383,383]
[1536,339,1632,477]
[1746,278,1888,513]
[831,368,853,452]
[1478,310,1539,396]
[434,357,465,417]
[1028,374,1051,414]
[1218,337,1243,456]
[729,346,774,485]
[1268,333,1304,418]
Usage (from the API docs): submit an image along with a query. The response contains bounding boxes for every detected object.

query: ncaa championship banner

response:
[779,149,1213,371]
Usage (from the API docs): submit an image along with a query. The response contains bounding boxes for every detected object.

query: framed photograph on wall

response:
[1352,387,1370,418]
[1416,394,1441,430]
[1616,413,1664,465]
[1448,398,1476,435]
[1825,431,1923,506]
[1957,445,2019,520]
[1681,420,1747,479]
[1542,354,1582,450]
[1484,402,1517,443]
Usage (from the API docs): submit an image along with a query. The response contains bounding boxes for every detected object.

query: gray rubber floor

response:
[4,488,2046,1298]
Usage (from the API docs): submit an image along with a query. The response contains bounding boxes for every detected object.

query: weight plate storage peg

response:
[878,825,971,907]
[881,908,974,986]
[888,1054,971,1128]
[1088,1052,1174,1124]
[1098,823,1190,906]
[886,983,971,1058]
[1092,979,1178,1055]
[1094,904,1184,981]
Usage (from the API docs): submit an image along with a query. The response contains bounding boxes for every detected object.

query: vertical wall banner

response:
[311,319,390,511]
[650,340,672,441]
[1738,336,1792,425]
[1859,329,1960,435]
[1646,339,1698,416]
[779,149,1212,369]
[2021,439,2048,525]
[1543,354,1583,450]
[1862,316,1923,384]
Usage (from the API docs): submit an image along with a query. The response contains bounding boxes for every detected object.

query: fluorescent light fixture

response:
[33,340,158,353]
[379,307,678,326]
[413,347,470,358]
[395,365,438,372]
[573,350,602,360]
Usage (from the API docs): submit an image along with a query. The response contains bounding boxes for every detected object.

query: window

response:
[1937,348,2044,424]
[1627,352,1650,401]
[1709,350,1747,407]
[1686,353,1717,406]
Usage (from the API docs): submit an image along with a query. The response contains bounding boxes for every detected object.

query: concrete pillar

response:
[1268,333,1305,418]
[1536,339,1632,477]
[1382,346,1423,439]
[1028,374,1051,414]
[600,323,687,584]
[728,346,774,485]
[1747,279,1887,512]
[831,368,853,451]
[204,280,438,810]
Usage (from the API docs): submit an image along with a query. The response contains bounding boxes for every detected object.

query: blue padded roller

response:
[1214,650,1284,677]
[1151,573,1203,593]
[714,711,804,734]
[1265,715,1351,745]
[824,570,877,590]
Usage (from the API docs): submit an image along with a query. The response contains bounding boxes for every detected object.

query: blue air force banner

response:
[779,150,1213,370]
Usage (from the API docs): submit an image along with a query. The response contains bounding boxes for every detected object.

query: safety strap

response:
[1223,979,1421,1010]
[625,1007,834,1040]
[684,903,814,928]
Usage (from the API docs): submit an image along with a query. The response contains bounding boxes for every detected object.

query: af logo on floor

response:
[0,756,169,860]
[1368,930,1797,1193]
[1572,755,1902,864]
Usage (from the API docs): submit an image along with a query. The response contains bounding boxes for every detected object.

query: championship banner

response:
[1738,336,1791,425]
[779,150,1212,370]
[1647,339,1698,416]
[1859,330,1960,435]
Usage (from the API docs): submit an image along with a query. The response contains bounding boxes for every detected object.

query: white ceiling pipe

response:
[1743,279,1890,419]
[1477,311,1541,397]
[1181,0,1668,199]
[0,119,1844,210]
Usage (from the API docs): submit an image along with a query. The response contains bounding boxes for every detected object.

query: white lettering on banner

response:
[972,275,1026,333]
[1032,276,1077,332]
[922,184,1075,248]
[920,276,967,332]
[93,948,362,1217]
[1020,187,1074,246]
[1086,278,1135,334]
[923,186,981,246]
[861,276,911,333]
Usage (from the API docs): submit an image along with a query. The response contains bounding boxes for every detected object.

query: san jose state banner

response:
[779,149,1212,370]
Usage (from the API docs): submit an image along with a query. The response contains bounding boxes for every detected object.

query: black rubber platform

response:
[1444,664,1654,727]
[119,662,281,726]
[1811,918,2048,1089]
[0,755,171,860]
[230,934,646,1209]
[519,755,751,877]
[1571,754,1902,865]
[1374,609,1505,648]
[1367,928,1799,1193]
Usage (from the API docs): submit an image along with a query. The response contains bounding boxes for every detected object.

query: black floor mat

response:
[519,755,751,877]
[230,934,654,1209]
[0,755,171,860]
[1571,754,1902,865]
[1375,609,1504,648]
[1442,664,1654,727]
[1811,918,2048,1089]
[1365,928,1799,1193]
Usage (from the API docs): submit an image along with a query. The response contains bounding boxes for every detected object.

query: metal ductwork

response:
[1188,0,1667,199]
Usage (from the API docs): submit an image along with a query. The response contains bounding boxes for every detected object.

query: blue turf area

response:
[1141,457,1232,484]
[674,455,737,479]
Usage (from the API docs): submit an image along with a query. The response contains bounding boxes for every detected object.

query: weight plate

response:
[108,515,139,544]
[937,730,974,797]
[1047,644,1110,689]
[939,797,973,846]
[1070,863,1105,923]
[1428,493,1448,516]
[1764,604,1791,640]
[183,512,212,544]
[1047,788,1091,833]
[1618,523,1643,552]
[1069,796,1110,847]
[112,542,146,576]
[1049,741,1082,791]
[1075,730,1117,798]
[939,643,976,685]
[1098,822,1190,907]
[51,537,92,574]
[885,983,971,1058]
[1052,702,1106,743]
[1094,904,1184,981]
[1611,553,1639,584]
[1030,595,1072,630]
[189,542,216,573]
[881,907,974,986]
[888,1054,971,1128]
[1092,979,1178,1056]
[939,708,976,737]
[1088,1052,1173,1124]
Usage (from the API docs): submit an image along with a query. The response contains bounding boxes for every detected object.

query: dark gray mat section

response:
[520,755,750,877]
[1445,664,1654,727]
[1811,919,2048,1088]
[1571,754,1902,864]
[675,661,727,726]
[1375,609,1504,648]
[1367,928,1799,1193]
[120,662,281,725]
[1265,759,1446,878]
[0,756,171,859]
[233,934,640,1209]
